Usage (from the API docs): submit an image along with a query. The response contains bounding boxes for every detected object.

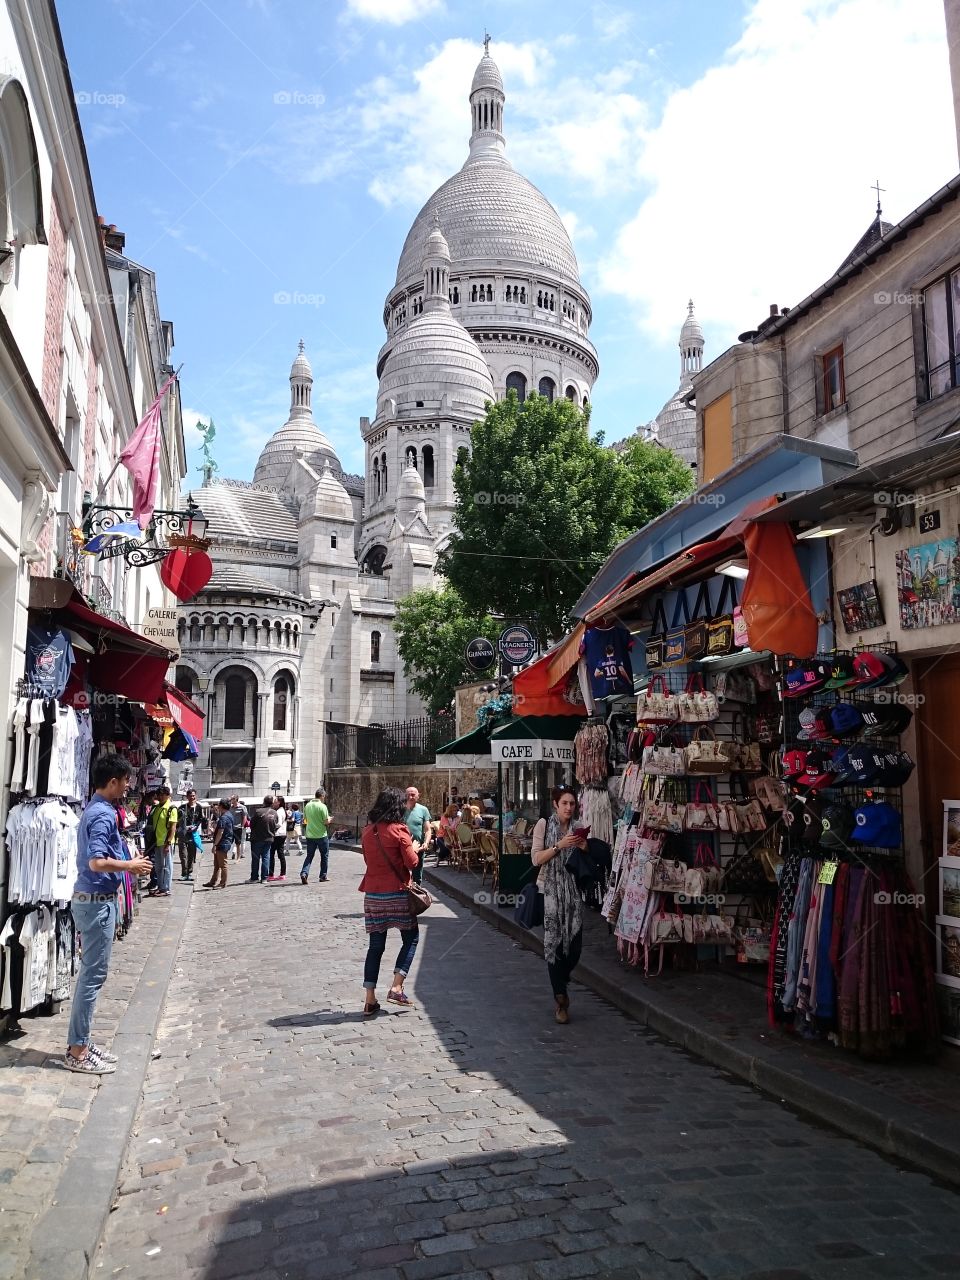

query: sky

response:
[60,0,957,487]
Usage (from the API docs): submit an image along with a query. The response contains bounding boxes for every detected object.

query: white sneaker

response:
[88,1042,118,1064]
[64,1050,115,1074]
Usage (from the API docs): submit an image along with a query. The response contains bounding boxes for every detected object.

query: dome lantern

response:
[422,214,451,312]
[290,338,313,420]
[679,300,704,383]
[468,34,505,161]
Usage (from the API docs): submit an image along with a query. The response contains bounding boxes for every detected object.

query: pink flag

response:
[120,373,177,529]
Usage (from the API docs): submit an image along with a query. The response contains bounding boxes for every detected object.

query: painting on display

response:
[940,858,960,923]
[836,579,885,633]
[895,537,960,629]
[935,979,960,1047]
[944,803,960,858]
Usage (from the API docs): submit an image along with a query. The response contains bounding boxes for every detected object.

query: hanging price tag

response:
[818,860,839,885]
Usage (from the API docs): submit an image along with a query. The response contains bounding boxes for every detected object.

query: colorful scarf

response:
[541,812,583,965]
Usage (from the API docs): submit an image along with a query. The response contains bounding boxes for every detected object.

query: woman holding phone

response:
[530,785,588,1024]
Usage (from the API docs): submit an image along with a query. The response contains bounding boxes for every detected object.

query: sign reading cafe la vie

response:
[490,740,575,764]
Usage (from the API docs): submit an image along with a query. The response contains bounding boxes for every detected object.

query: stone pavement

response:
[0,885,190,1280]
[95,848,959,1280]
[427,862,960,1187]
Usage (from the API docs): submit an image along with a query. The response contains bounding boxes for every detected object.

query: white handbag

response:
[641,743,687,777]
[637,675,678,724]
[677,673,720,724]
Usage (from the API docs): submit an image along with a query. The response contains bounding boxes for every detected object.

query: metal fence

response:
[325,715,452,769]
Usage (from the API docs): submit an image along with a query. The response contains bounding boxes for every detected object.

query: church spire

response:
[289,339,313,420]
[679,299,704,384]
[468,35,505,162]
[421,215,451,312]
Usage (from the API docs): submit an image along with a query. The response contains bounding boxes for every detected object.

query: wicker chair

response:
[512,818,528,837]
[453,822,477,871]
[477,829,500,887]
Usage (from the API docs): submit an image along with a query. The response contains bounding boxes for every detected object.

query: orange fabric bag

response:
[740,520,818,657]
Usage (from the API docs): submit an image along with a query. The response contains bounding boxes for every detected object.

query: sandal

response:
[363,1002,380,1017]
[387,990,414,1007]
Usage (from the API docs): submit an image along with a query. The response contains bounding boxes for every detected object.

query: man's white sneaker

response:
[64,1051,116,1074]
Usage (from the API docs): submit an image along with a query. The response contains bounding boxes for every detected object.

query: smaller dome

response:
[300,460,354,523]
[680,299,704,346]
[291,339,312,379]
[471,53,503,95]
[423,221,450,262]
[397,460,426,502]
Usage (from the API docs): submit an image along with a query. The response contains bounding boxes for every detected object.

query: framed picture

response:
[936,917,960,980]
[836,579,885,633]
[895,537,960,629]
[935,979,960,1046]
[943,802,960,858]
[940,856,960,922]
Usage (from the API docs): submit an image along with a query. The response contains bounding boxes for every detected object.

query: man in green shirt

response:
[146,784,177,898]
[300,788,330,883]
[404,786,433,886]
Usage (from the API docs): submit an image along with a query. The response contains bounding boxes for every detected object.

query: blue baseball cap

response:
[850,802,902,848]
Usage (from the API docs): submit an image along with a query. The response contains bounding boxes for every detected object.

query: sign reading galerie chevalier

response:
[141,606,180,656]
[498,624,537,666]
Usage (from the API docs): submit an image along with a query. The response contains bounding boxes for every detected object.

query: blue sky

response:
[62,0,956,486]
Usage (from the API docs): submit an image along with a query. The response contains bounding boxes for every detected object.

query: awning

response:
[489,714,584,763]
[29,577,175,703]
[513,642,589,711]
[164,683,205,741]
[435,725,490,769]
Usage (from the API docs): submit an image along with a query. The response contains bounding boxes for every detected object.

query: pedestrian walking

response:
[65,754,153,1073]
[285,802,303,870]
[531,785,587,1024]
[205,800,235,889]
[229,795,247,861]
[360,788,421,1015]
[177,789,204,882]
[248,796,278,883]
[146,785,177,898]
[404,786,433,885]
[268,795,287,880]
[300,788,330,883]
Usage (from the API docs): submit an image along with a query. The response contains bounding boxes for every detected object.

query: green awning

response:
[435,725,491,769]
[488,714,583,764]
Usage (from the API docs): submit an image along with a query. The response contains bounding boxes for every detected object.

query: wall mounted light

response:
[717,558,750,578]
[796,524,849,540]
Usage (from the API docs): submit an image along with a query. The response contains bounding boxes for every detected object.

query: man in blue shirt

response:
[404,786,433,886]
[66,755,152,1074]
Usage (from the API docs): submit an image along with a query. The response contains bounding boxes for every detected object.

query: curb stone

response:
[26,885,194,1279]
[427,867,960,1190]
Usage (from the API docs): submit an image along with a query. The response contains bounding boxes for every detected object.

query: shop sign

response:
[465,637,496,672]
[141,606,180,655]
[498,624,537,666]
[491,739,575,763]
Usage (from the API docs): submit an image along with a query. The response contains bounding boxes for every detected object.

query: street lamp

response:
[196,672,211,694]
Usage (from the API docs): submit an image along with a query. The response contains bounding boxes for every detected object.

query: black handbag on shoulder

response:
[514,881,544,929]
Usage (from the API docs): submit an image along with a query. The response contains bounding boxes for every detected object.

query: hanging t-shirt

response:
[24,626,75,698]
[580,623,634,699]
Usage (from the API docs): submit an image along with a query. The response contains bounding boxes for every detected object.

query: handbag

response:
[718,801,740,834]
[514,881,544,929]
[751,772,786,812]
[677,672,720,724]
[643,796,685,834]
[735,798,767,833]
[645,600,668,670]
[705,578,737,657]
[721,837,771,895]
[684,782,720,832]
[650,910,685,944]
[694,841,723,895]
[373,825,433,916]
[686,727,734,774]
[733,602,750,649]
[663,594,690,667]
[642,857,686,892]
[641,741,687,777]
[637,674,678,724]
[684,581,711,662]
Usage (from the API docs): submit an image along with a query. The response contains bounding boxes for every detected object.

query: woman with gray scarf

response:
[531,785,588,1023]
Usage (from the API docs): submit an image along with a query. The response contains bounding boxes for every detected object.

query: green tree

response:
[615,434,696,528]
[441,393,689,643]
[394,586,499,716]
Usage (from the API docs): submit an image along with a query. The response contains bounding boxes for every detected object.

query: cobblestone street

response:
[97,850,960,1280]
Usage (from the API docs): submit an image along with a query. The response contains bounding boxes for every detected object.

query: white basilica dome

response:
[377,309,495,417]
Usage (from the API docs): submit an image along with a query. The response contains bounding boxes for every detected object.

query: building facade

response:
[178,44,598,799]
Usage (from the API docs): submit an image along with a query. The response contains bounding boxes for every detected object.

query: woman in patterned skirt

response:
[360,788,421,1016]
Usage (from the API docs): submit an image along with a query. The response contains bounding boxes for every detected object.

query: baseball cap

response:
[851,801,902,848]
[820,802,855,851]
[828,745,854,783]
[824,656,857,689]
[859,704,913,739]
[875,653,909,685]
[798,708,833,741]
[781,748,809,780]
[829,703,864,736]
[843,747,884,785]
[851,652,889,688]
[800,794,826,846]
[873,750,916,786]
[784,664,826,698]
[796,747,836,791]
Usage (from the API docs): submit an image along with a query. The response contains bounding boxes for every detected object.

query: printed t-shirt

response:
[580,623,634,699]
[25,625,75,697]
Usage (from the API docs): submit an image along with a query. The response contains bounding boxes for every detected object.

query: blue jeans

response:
[301,836,329,879]
[159,848,173,893]
[251,841,272,882]
[67,898,117,1048]
[363,926,419,990]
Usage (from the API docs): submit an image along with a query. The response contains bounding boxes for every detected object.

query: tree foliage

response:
[440,393,693,643]
[393,585,500,716]
[616,434,696,529]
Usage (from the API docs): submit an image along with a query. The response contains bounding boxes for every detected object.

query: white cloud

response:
[344,0,445,25]
[559,209,596,243]
[599,0,957,343]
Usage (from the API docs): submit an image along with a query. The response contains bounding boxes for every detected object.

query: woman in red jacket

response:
[360,788,421,1016]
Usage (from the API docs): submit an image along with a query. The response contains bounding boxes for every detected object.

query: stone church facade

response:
[175,44,599,799]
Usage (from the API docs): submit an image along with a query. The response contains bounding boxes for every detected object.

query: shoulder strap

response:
[649,599,668,638]
[713,576,734,616]
[669,591,690,629]
[688,580,711,623]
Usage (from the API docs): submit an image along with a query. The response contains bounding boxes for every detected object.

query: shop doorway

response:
[914,652,960,892]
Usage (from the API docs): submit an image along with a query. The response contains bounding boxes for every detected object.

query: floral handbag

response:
[637,675,679,724]
[641,741,687,777]
[684,782,720,832]
[678,673,720,724]
[686,727,734,775]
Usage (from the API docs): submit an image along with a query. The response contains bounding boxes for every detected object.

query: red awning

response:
[513,647,588,714]
[164,684,205,741]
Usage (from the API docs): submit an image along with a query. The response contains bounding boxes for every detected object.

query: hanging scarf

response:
[541,812,583,965]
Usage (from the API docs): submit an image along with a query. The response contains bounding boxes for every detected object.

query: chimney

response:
[103,223,126,253]
[946,0,960,167]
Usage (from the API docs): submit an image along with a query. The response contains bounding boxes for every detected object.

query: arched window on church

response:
[537,290,543,308]
[505,285,512,302]
[486,283,493,301]
[471,284,478,302]
[506,372,527,402]
[456,446,469,468]
[405,445,417,471]
[583,394,589,408]
[520,287,526,303]
[422,444,435,488]
[538,376,556,402]
[549,294,555,311]
[224,674,247,731]
[273,675,289,731]
[381,452,388,493]
[565,384,577,401]
[373,456,380,498]
[370,631,381,664]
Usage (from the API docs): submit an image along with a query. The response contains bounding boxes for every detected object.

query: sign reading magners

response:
[498,624,537,666]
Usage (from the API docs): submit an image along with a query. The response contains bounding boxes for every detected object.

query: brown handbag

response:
[373,826,433,916]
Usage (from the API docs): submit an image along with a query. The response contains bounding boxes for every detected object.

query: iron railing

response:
[325,715,452,769]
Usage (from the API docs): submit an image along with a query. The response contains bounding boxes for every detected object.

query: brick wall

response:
[326,765,499,829]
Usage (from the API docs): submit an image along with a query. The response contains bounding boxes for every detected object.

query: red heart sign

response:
[160,548,213,602]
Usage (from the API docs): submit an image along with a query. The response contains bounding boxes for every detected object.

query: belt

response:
[72,892,116,903]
